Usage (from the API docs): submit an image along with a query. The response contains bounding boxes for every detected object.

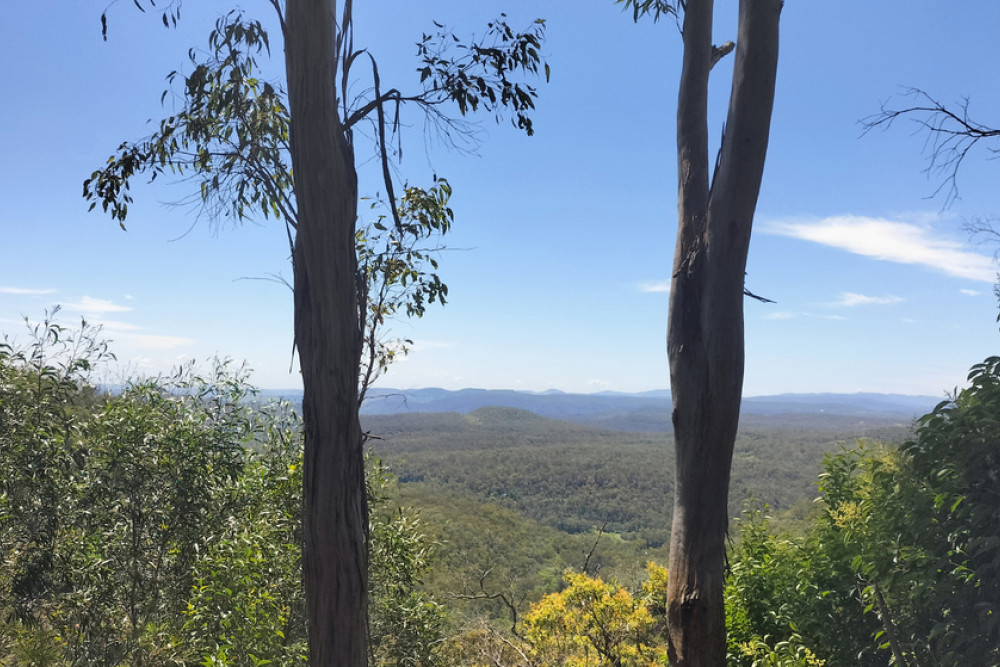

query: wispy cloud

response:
[638,281,670,293]
[0,286,56,295]
[57,297,191,350]
[64,296,133,314]
[766,216,994,282]
[762,311,795,320]
[832,292,904,307]
[960,289,981,296]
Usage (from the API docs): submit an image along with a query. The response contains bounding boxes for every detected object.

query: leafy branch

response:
[357,180,453,404]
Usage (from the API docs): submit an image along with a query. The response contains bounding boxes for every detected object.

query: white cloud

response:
[960,289,981,296]
[57,298,192,352]
[638,281,670,293]
[832,292,904,307]
[0,286,56,295]
[64,296,133,314]
[762,311,795,320]
[766,216,995,282]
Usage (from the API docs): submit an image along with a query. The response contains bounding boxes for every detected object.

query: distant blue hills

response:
[258,386,942,432]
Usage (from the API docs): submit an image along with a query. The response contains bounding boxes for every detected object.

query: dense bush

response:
[0,318,445,666]
[4,315,997,666]
[722,356,1000,666]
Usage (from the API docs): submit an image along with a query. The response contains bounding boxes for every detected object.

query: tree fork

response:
[666,0,781,664]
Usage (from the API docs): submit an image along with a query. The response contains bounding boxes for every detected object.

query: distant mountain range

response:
[259,386,943,432]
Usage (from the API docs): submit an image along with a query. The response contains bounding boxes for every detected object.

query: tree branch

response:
[863,88,1000,207]
[710,40,735,69]
[368,55,404,233]
[444,568,527,638]
[581,520,608,575]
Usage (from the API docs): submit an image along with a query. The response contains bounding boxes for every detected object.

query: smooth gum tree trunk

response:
[666,0,781,664]
[283,1,368,665]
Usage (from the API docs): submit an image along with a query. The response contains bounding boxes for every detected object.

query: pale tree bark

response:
[666,0,781,664]
[283,1,367,665]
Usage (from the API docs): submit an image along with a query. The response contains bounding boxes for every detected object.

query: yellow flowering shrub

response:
[521,565,668,666]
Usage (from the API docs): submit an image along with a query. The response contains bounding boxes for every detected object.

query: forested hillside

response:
[365,407,912,547]
[3,325,998,665]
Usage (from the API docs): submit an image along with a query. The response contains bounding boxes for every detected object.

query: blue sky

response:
[3,1,1000,396]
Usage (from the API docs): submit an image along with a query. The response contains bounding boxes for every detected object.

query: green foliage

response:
[369,461,448,667]
[817,358,1000,666]
[398,481,663,630]
[0,310,112,621]
[85,12,291,228]
[0,616,68,666]
[358,180,454,399]
[724,505,874,666]
[906,356,1000,635]
[366,408,897,550]
[615,0,680,23]
[415,15,548,136]
[85,8,547,229]
[0,320,447,666]
[7,320,999,667]
[84,9,463,401]
[721,355,1000,667]
[173,420,307,666]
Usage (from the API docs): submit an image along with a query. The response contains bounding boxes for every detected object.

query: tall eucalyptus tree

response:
[86,2,546,663]
[621,1,781,663]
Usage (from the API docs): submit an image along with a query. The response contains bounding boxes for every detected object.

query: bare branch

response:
[369,55,404,233]
[344,89,427,130]
[963,216,1000,260]
[234,272,293,291]
[267,0,286,33]
[863,88,1000,207]
[710,41,735,69]
[581,520,608,575]
[444,568,527,639]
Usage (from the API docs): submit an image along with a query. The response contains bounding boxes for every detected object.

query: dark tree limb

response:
[369,55,404,233]
[581,519,609,576]
[444,568,528,639]
[863,88,1000,207]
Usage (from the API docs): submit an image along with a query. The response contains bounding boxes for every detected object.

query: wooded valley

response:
[3,321,997,665]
